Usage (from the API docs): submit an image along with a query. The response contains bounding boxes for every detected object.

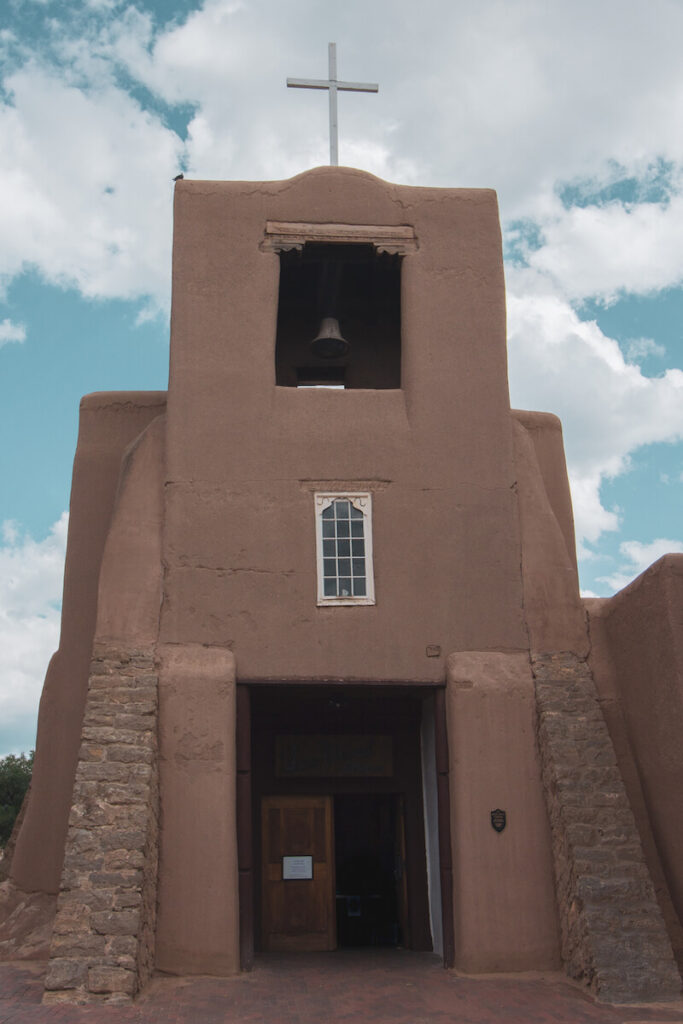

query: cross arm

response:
[287,78,331,90]
[337,81,378,93]
[287,78,379,93]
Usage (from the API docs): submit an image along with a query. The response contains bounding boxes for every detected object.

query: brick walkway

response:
[1,953,682,1024]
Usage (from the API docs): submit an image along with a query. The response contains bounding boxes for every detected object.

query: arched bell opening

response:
[274,243,402,389]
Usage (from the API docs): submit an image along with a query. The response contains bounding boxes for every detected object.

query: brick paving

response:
[1,953,682,1024]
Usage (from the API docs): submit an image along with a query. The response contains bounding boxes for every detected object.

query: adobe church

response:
[1,166,682,1006]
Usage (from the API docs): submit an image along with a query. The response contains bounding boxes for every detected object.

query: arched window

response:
[315,493,375,605]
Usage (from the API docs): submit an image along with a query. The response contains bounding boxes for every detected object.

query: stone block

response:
[87,965,136,995]
[106,935,138,957]
[91,910,140,936]
[106,745,153,764]
[112,891,142,910]
[50,933,106,957]
[103,849,146,871]
[89,662,116,676]
[113,713,155,731]
[100,829,147,851]
[78,762,131,782]
[84,712,115,727]
[100,782,149,804]
[90,869,143,887]
[78,743,105,762]
[51,902,92,934]
[44,958,89,990]
[133,674,158,687]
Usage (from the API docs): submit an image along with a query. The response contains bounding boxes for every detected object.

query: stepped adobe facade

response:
[1,167,682,1005]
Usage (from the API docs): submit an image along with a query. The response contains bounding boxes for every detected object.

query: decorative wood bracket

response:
[261,221,418,255]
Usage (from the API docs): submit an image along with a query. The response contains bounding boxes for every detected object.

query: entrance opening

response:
[248,685,437,957]
[334,793,403,948]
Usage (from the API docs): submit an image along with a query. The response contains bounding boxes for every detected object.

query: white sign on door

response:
[282,855,313,880]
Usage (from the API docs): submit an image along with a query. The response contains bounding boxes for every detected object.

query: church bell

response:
[310,316,349,359]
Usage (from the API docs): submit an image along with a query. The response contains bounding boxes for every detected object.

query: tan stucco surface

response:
[95,414,166,646]
[161,168,527,680]
[512,411,587,656]
[155,644,239,975]
[446,652,561,972]
[10,393,166,896]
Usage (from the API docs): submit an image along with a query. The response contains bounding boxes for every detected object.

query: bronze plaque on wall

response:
[275,735,393,778]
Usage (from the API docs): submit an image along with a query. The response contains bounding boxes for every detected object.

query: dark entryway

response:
[236,683,453,968]
[335,794,405,948]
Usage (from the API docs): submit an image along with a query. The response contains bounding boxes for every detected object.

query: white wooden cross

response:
[287,43,378,166]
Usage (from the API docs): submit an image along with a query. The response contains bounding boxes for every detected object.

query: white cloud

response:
[45,0,683,211]
[507,275,683,546]
[626,337,666,362]
[598,537,683,593]
[0,62,182,313]
[0,514,67,757]
[1,0,683,313]
[0,317,26,347]
[527,194,683,304]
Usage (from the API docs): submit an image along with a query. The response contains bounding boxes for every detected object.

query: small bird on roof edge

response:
[173,173,184,181]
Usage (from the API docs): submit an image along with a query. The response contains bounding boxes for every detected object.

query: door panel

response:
[261,795,336,951]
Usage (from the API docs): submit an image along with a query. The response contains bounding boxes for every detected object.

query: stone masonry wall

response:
[43,644,159,1005]
[533,652,681,1003]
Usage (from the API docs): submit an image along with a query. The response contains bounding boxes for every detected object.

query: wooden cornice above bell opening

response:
[261,221,418,255]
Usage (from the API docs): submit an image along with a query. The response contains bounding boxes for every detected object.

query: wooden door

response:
[261,795,336,951]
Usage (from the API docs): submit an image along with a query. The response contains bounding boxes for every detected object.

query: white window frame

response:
[314,492,375,606]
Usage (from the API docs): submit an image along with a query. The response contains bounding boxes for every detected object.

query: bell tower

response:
[161,167,525,676]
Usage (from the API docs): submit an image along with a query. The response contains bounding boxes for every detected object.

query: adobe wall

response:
[586,555,683,934]
[162,168,527,679]
[512,411,587,657]
[155,644,239,976]
[10,393,167,898]
[446,652,561,972]
[45,415,166,1003]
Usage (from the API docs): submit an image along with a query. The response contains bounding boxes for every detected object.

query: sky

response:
[1,0,682,756]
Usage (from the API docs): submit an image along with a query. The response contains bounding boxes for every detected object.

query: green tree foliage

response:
[0,752,33,847]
